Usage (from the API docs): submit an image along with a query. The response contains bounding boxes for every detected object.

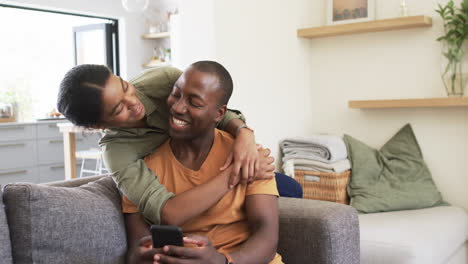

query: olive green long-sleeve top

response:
[99,66,244,225]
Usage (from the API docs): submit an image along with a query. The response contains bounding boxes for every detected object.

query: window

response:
[0,4,119,121]
[74,23,118,73]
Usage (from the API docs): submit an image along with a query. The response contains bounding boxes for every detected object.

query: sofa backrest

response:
[2,176,127,264]
[0,188,13,264]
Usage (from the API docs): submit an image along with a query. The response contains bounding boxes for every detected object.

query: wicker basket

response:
[294,170,351,204]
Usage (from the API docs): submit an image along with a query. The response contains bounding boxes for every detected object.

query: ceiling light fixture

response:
[121,0,149,13]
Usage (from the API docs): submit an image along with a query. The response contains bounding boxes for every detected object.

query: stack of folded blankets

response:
[281,134,351,204]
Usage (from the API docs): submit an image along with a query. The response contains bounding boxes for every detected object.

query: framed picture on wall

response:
[327,0,375,25]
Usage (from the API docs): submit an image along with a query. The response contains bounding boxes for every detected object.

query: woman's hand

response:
[256,147,276,180]
[221,128,259,187]
[221,129,276,187]
[154,235,226,264]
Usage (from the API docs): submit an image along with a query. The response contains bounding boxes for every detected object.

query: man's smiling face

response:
[167,67,225,140]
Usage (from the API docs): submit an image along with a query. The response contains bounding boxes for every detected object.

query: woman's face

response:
[99,74,146,128]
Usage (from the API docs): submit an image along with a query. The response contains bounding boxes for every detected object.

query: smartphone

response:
[151,225,184,248]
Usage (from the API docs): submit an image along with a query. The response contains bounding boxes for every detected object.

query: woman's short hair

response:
[57,64,111,127]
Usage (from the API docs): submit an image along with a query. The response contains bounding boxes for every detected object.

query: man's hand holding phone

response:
[128,225,184,264]
[154,235,226,264]
[127,236,159,264]
[151,225,184,248]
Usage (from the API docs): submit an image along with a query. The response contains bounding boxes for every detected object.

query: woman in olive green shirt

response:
[57,64,274,227]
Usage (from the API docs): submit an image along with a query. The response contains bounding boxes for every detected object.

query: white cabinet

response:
[0,140,37,170]
[37,163,82,183]
[0,120,100,185]
[76,134,102,151]
[38,163,65,183]
[0,167,38,184]
[37,122,63,139]
[0,123,36,141]
[37,138,65,165]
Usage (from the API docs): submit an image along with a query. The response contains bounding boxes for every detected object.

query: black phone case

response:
[151,225,184,248]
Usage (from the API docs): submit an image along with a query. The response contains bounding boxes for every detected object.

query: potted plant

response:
[436,0,468,96]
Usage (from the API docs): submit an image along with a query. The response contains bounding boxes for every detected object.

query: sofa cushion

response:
[3,176,126,264]
[359,206,468,264]
[0,188,13,264]
[344,124,444,213]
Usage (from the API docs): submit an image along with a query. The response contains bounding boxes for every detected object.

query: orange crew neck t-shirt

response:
[122,129,282,263]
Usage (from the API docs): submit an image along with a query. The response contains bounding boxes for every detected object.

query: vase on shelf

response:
[441,58,467,97]
[435,0,468,97]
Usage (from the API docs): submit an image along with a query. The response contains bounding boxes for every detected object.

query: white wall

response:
[204,0,467,209]
[170,0,216,70]
[212,0,316,162]
[2,0,149,79]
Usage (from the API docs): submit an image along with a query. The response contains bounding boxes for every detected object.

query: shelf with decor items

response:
[141,32,170,39]
[348,97,468,109]
[142,61,170,68]
[142,32,171,68]
[297,15,432,39]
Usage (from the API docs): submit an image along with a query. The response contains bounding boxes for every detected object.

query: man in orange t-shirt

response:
[124,61,282,264]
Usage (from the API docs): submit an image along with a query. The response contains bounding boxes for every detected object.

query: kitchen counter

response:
[0,119,68,126]
[0,119,100,184]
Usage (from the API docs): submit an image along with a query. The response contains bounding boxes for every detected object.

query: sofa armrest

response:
[277,197,360,264]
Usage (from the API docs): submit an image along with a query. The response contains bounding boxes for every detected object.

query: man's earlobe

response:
[214,105,227,123]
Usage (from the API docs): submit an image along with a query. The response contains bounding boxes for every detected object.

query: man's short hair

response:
[57,64,111,127]
[190,61,233,105]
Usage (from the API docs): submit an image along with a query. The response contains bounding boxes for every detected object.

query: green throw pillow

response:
[344,124,445,213]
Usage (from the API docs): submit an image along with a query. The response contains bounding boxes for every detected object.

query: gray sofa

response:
[0,175,359,264]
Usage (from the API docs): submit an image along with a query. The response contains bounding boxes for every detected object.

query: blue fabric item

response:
[275,172,303,198]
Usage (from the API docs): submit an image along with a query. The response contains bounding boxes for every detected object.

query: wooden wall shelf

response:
[349,97,468,109]
[142,32,170,39]
[297,15,432,39]
[142,61,170,68]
